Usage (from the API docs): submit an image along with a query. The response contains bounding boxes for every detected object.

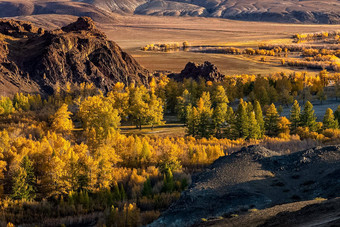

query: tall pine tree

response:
[212,86,229,137]
[264,103,280,137]
[186,92,214,138]
[235,100,249,139]
[289,100,301,133]
[176,89,192,122]
[254,100,265,138]
[11,156,36,200]
[301,101,317,131]
[323,108,338,129]
[248,111,261,139]
[334,105,340,126]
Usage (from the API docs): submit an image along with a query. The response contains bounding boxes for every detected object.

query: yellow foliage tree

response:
[51,104,74,134]
[78,95,121,147]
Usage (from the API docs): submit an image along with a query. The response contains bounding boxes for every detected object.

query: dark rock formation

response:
[0,18,43,38]
[61,17,98,33]
[151,145,340,227]
[0,17,150,95]
[169,61,224,82]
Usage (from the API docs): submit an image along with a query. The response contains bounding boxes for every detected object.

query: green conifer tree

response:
[186,92,214,138]
[248,111,261,139]
[334,105,340,125]
[11,168,35,200]
[323,108,338,129]
[264,103,280,137]
[301,101,317,131]
[290,100,301,133]
[235,100,249,139]
[142,178,152,197]
[254,100,265,137]
[120,184,126,201]
[11,156,36,200]
[211,86,229,137]
[176,89,192,122]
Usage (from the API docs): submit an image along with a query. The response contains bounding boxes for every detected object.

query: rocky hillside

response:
[0,17,150,95]
[168,61,224,82]
[0,0,117,23]
[151,145,340,226]
[2,0,340,24]
[194,197,340,227]
[93,0,340,24]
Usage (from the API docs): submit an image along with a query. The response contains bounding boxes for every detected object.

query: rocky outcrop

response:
[61,17,98,33]
[0,17,150,95]
[151,145,340,227]
[0,18,44,38]
[169,61,224,82]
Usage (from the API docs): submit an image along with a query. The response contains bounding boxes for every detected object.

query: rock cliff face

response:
[169,61,224,82]
[0,17,149,95]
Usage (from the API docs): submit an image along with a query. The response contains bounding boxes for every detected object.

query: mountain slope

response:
[0,0,117,23]
[89,0,340,24]
[2,0,340,24]
[194,198,340,227]
[151,145,340,226]
[0,17,149,96]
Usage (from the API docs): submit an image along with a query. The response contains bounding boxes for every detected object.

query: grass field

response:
[100,15,340,75]
[120,123,186,137]
[15,14,340,75]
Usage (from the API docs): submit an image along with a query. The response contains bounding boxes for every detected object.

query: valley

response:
[1,2,340,227]
[15,14,340,75]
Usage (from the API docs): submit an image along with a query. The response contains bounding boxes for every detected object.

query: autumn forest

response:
[1,65,340,226]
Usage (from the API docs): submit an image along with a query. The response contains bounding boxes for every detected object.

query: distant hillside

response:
[99,0,340,24]
[2,0,340,24]
[0,17,149,96]
[0,0,117,23]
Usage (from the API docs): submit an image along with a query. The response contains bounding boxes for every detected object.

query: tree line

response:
[1,70,340,226]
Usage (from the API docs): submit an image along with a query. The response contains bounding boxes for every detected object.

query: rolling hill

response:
[2,0,340,24]
[151,145,340,226]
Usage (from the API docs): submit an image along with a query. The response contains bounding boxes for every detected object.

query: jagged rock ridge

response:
[0,17,150,95]
[168,61,225,82]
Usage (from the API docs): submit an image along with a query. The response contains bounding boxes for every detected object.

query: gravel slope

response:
[150,145,340,226]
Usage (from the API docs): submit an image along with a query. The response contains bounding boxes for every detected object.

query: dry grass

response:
[11,13,340,75]
[120,123,186,137]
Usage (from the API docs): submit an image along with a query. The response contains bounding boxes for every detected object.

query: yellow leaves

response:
[323,128,340,139]
[127,85,164,128]
[149,77,157,93]
[157,74,169,88]
[107,83,129,118]
[13,93,30,111]
[6,222,15,227]
[79,95,121,147]
[0,96,15,116]
[278,117,291,136]
[51,104,74,134]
